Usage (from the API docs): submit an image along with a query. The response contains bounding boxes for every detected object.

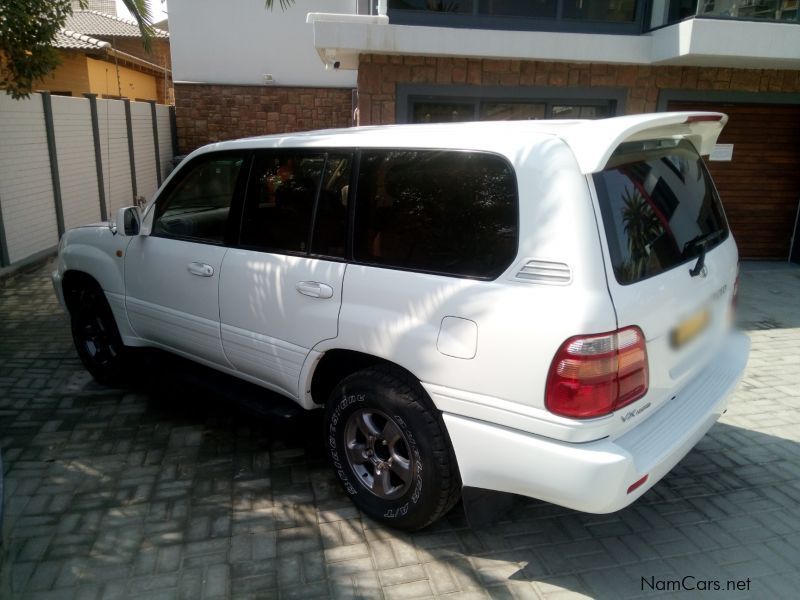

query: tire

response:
[69,286,128,385]
[325,365,461,531]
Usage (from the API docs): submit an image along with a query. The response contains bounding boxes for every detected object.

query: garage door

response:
[668,101,800,260]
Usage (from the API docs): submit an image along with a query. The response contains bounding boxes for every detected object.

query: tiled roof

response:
[63,10,169,39]
[52,30,111,50]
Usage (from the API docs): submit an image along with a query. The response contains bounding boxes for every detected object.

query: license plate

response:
[671,308,710,349]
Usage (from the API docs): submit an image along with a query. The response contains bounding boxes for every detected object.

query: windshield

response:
[593,139,729,285]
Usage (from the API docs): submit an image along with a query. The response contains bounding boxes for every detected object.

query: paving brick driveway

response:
[1,260,799,599]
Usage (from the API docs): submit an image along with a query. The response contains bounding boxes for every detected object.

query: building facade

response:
[39,11,172,104]
[170,0,800,260]
[169,0,357,153]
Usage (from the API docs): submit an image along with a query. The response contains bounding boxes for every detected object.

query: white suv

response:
[53,113,749,530]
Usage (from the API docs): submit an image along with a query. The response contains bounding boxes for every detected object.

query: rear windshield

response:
[593,139,729,285]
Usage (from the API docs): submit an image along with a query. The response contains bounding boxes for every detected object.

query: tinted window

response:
[411,97,615,124]
[413,102,475,123]
[479,0,557,18]
[594,139,729,285]
[480,102,546,120]
[389,0,474,13]
[311,155,351,258]
[240,153,325,253]
[152,155,244,244]
[354,150,518,278]
[563,0,636,22]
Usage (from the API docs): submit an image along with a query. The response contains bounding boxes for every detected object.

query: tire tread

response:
[353,364,462,530]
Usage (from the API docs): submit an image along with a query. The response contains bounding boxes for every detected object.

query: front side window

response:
[152,154,244,244]
[594,139,729,285]
[354,150,518,278]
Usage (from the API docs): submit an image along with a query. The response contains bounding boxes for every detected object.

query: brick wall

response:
[175,84,354,154]
[108,38,172,71]
[357,54,800,125]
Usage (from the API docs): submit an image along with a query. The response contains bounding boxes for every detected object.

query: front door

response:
[219,151,352,398]
[125,152,248,365]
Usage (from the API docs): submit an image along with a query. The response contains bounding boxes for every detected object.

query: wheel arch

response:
[318,349,463,530]
[308,349,438,413]
[61,270,104,315]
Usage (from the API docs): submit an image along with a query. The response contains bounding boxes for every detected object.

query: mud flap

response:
[461,486,520,529]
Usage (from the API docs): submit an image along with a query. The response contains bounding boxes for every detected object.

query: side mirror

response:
[110,206,142,236]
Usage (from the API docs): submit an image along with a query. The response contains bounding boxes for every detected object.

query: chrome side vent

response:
[515,259,572,285]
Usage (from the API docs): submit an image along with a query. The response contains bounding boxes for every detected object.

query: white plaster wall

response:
[169,0,357,87]
[0,94,59,263]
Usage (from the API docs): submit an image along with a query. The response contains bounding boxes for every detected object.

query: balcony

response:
[309,0,800,70]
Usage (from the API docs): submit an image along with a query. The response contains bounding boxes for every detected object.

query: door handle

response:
[188,262,214,277]
[296,281,334,299]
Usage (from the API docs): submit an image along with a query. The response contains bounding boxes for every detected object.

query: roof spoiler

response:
[561,112,728,174]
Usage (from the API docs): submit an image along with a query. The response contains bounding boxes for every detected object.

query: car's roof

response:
[191,112,727,174]
[202,120,575,152]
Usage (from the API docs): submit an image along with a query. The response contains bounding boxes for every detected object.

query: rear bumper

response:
[443,330,750,513]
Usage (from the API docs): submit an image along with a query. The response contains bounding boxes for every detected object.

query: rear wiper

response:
[684,230,724,277]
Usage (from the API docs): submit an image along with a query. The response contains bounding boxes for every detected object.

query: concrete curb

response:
[0,249,56,287]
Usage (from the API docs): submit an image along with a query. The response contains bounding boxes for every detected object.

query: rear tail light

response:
[546,326,649,419]
[732,264,740,312]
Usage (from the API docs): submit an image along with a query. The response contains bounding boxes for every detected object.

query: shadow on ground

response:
[1,261,799,598]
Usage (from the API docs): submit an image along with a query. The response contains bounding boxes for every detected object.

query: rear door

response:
[591,138,739,427]
[219,151,351,399]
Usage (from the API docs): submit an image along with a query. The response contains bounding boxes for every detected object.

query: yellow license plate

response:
[671,308,710,349]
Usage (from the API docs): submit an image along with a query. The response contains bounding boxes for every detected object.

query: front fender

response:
[58,226,130,295]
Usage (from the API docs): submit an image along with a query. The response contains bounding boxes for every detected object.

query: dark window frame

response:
[396,84,627,124]
[388,0,648,34]
[350,147,520,281]
[149,150,252,247]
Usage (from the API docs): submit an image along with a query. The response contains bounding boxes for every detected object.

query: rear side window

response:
[240,153,325,254]
[354,150,518,279]
[239,152,352,258]
[593,139,729,285]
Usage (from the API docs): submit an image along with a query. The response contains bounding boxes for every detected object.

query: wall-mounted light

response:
[263,73,275,85]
